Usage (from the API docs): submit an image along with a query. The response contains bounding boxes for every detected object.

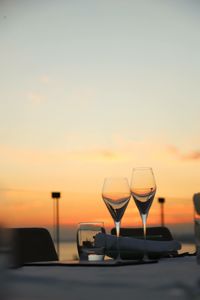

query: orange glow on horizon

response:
[1,188,194,229]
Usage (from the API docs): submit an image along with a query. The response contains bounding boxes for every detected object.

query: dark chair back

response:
[111,226,175,241]
[12,228,58,267]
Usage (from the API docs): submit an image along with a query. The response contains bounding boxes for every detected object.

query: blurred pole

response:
[158,197,165,227]
[51,192,61,259]
[53,198,56,242]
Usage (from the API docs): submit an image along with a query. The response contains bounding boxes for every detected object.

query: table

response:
[3,256,200,300]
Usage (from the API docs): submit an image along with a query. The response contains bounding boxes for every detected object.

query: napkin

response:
[94,233,181,259]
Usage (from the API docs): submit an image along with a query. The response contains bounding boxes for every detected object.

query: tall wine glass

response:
[102,177,131,261]
[130,167,156,260]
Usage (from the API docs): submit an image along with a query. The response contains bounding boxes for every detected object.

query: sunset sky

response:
[1,1,200,231]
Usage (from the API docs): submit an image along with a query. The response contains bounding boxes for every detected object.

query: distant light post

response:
[158,197,165,227]
[51,192,61,258]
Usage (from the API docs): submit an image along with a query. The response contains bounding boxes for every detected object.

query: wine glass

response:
[102,177,131,261]
[130,167,156,260]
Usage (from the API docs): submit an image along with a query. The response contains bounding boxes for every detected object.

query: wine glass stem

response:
[141,214,148,260]
[115,221,121,261]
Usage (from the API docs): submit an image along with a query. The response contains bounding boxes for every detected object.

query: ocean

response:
[59,241,196,261]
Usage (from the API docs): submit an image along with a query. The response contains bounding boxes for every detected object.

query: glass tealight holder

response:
[76,222,105,261]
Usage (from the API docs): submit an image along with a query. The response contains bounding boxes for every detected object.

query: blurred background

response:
[1,0,200,259]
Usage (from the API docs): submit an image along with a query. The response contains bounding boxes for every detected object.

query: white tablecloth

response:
[3,257,200,300]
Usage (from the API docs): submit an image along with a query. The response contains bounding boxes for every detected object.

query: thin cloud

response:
[27,92,46,105]
[0,145,121,164]
[39,75,50,84]
[167,145,200,161]
[68,149,120,161]
[182,151,200,160]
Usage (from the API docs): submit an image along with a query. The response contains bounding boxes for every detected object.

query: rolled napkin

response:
[94,233,181,259]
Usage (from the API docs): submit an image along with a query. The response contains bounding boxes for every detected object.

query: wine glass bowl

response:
[132,187,156,215]
[102,191,131,222]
